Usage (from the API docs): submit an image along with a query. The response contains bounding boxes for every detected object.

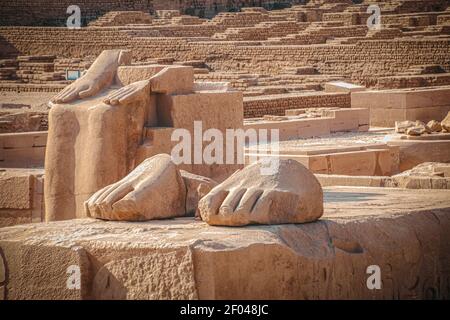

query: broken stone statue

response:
[85,154,324,226]
[45,49,242,222]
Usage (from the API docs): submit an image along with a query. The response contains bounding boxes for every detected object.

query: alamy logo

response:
[366,265,382,290]
[367,5,381,30]
[170,121,280,175]
[66,265,81,290]
[66,5,81,29]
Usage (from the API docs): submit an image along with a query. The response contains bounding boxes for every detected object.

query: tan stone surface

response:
[324,81,365,93]
[0,171,31,210]
[180,170,217,216]
[352,87,450,127]
[0,187,449,300]
[387,136,450,172]
[116,65,165,86]
[0,169,44,228]
[316,162,450,190]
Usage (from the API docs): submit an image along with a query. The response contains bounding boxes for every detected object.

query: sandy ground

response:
[0,91,53,112]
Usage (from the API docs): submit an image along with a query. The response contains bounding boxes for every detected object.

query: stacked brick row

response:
[0,0,299,26]
[54,58,93,73]
[15,55,65,83]
[243,92,350,118]
[0,59,18,81]
[88,11,154,27]
[0,0,155,26]
[212,21,306,41]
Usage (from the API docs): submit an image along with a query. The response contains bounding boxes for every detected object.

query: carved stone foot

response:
[198,159,324,226]
[85,154,186,221]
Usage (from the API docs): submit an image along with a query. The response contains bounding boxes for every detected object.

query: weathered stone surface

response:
[0,171,32,210]
[0,169,44,228]
[316,163,450,190]
[180,170,217,216]
[387,136,450,172]
[1,187,449,300]
[92,248,198,299]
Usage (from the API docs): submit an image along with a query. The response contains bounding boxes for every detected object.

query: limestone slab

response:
[0,187,449,300]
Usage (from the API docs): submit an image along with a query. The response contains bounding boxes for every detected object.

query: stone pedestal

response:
[1,187,449,300]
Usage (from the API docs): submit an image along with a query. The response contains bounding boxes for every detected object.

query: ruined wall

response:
[243,92,350,117]
[0,0,298,26]
[0,0,155,26]
[1,27,449,87]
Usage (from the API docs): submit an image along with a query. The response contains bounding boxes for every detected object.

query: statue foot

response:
[198,159,324,226]
[85,154,186,221]
[51,50,127,104]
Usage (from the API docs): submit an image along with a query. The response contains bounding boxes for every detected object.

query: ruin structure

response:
[1,0,450,301]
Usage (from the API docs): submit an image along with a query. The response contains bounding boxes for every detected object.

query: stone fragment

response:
[427,120,442,132]
[405,121,429,136]
[198,159,324,226]
[406,126,426,136]
[395,120,416,133]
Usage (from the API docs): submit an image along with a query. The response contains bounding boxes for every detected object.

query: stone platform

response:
[0,186,449,300]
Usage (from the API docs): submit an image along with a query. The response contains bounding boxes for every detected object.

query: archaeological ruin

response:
[0,0,450,302]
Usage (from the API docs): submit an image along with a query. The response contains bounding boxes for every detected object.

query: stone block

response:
[324,81,365,93]
[1,186,449,299]
[0,173,31,210]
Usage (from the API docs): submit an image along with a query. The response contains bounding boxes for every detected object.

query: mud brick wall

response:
[1,28,449,86]
[0,0,297,26]
[88,11,153,27]
[243,92,350,118]
[0,83,65,93]
[0,27,132,58]
[381,13,440,27]
[122,25,224,37]
[376,74,450,89]
[0,0,155,27]
[437,14,450,24]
